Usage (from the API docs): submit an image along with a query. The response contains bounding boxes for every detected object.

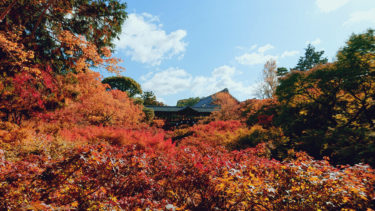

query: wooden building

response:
[146,88,236,129]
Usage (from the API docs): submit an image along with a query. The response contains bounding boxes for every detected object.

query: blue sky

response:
[102,0,375,105]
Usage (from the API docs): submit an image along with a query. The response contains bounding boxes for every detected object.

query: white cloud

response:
[306,38,321,46]
[250,44,258,51]
[191,66,258,98]
[258,44,274,53]
[235,53,277,66]
[235,44,298,66]
[281,50,299,58]
[142,68,192,96]
[192,66,237,96]
[157,97,166,104]
[235,44,277,66]
[141,66,259,100]
[115,13,187,66]
[316,0,350,13]
[344,7,375,26]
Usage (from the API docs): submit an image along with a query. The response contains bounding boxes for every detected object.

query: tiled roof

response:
[192,96,216,108]
[192,88,230,108]
[145,106,218,113]
[145,106,183,112]
[191,107,218,112]
[146,88,235,113]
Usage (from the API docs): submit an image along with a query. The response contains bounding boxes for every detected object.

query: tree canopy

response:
[142,91,165,106]
[276,67,289,77]
[102,76,142,97]
[294,44,328,71]
[0,0,127,74]
[1,2,375,209]
[0,0,127,123]
[176,97,201,107]
[275,29,375,166]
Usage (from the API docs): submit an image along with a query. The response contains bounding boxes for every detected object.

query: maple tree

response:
[0,29,59,124]
[209,92,241,121]
[240,98,279,127]
[0,0,127,124]
[35,71,144,130]
[1,130,374,210]
[1,1,375,209]
[173,120,247,148]
[0,0,127,73]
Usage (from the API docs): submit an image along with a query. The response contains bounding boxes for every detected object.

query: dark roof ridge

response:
[207,88,229,97]
[191,88,226,104]
[192,88,239,108]
[145,105,187,108]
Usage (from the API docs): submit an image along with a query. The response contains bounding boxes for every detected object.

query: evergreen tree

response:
[102,76,142,97]
[294,44,328,71]
[176,97,201,107]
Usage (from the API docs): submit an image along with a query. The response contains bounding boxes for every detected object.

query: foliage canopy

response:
[176,97,201,107]
[294,44,328,71]
[275,29,375,166]
[102,76,142,97]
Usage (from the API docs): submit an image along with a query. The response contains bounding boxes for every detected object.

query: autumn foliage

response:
[210,92,241,121]
[1,1,375,209]
[36,71,144,128]
[1,131,374,210]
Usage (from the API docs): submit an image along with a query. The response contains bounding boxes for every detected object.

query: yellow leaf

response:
[71,201,78,207]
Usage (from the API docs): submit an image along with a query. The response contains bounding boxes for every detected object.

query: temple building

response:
[146,88,237,129]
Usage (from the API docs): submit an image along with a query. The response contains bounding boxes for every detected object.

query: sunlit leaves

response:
[275,30,375,166]
[1,135,374,210]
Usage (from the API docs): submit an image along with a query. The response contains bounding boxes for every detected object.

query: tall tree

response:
[257,59,278,99]
[142,91,165,106]
[0,0,127,74]
[0,0,127,123]
[276,29,375,166]
[294,44,328,71]
[276,67,289,77]
[102,76,142,97]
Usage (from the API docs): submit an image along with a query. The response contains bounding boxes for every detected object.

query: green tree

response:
[142,91,165,106]
[176,97,201,107]
[276,29,375,166]
[276,67,289,77]
[294,44,328,71]
[142,107,155,123]
[102,76,142,97]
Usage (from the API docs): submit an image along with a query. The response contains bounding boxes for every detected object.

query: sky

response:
[101,0,375,105]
